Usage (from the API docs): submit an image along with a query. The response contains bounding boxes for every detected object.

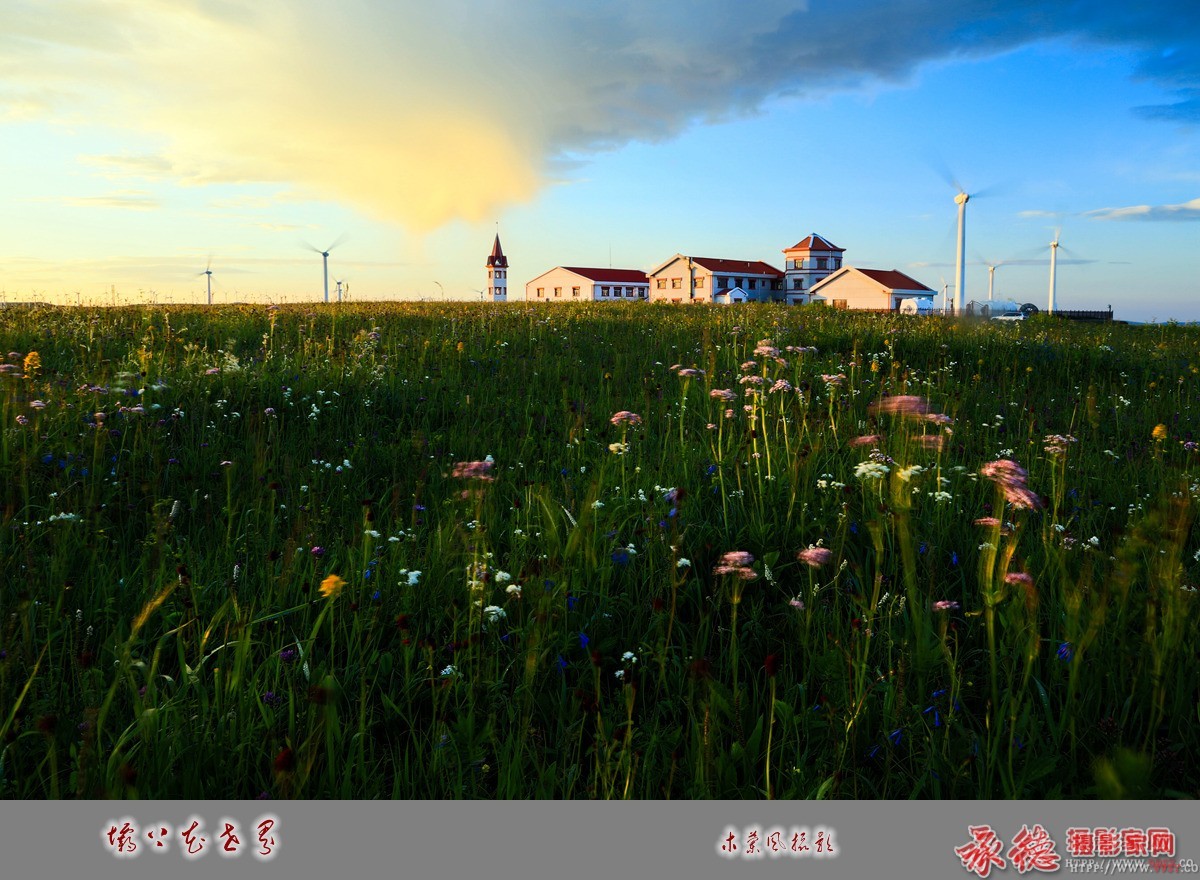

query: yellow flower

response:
[319,574,346,599]
[1152,424,1168,442]
[23,351,41,376]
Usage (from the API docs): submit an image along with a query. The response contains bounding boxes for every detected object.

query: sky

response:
[2,1,1198,321]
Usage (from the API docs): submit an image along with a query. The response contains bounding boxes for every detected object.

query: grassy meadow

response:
[0,302,1197,799]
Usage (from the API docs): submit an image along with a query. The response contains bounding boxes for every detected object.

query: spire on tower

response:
[487,234,508,269]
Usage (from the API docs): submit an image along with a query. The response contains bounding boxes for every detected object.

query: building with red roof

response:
[782,233,845,304]
[808,266,936,312]
[646,254,784,304]
[525,266,649,302]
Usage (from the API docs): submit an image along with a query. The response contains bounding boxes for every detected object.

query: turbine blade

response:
[326,232,348,252]
[301,239,323,254]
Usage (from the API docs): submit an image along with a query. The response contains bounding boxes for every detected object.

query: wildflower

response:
[821,373,846,386]
[1152,424,1168,442]
[870,395,930,417]
[621,650,638,664]
[23,351,41,376]
[1043,434,1078,456]
[483,605,506,625]
[714,550,757,580]
[610,411,642,427]
[898,464,924,482]
[1056,642,1073,662]
[506,583,522,598]
[319,574,346,599]
[854,460,890,481]
[710,388,737,402]
[676,557,691,569]
[848,434,883,448]
[279,648,298,663]
[15,415,28,426]
[933,600,959,612]
[888,728,903,747]
[29,399,46,410]
[676,367,703,379]
[608,442,628,455]
[789,597,805,610]
[441,665,457,677]
[452,460,495,481]
[763,654,781,677]
[797,546,833,568]
[924,413,954,426]
[1004,572,1034,589]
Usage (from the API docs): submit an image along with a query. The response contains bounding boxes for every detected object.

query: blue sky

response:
[2,2,1198,320]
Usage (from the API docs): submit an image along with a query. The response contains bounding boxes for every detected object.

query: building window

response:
[772,280,782,290]
[833,259,841,269]
[601,286,609,296]
[536,287,544,298]
[554,287,562,297]
[748,279,756,289]
[656,278,667,289]
[717,277,728,290]
[671,278,682,289]
[817,258,828,270]
[832,299,847,309]
[694,277,704,289]
[793,278,803,289]
[573,287,580,297]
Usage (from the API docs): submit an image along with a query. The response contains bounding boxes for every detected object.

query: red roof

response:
[785,233,845,253]
[486,234,508,268]
[855,268,933,291]
[689,257,783,276]
[561,267,648,283]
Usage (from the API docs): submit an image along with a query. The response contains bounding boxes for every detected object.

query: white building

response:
[782,234,845,304]
[647,255,784,303]
[807,267,936,312]
[486,234,508,302]
[525,266,649,302]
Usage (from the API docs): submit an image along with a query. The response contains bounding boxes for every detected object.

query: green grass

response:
[0,301,1197,799]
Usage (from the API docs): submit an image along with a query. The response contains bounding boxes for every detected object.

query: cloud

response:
[3,1,1199,227]
[58,190,162,211]
[1086,198,1200,221]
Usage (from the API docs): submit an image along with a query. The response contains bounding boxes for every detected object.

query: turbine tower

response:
[953,190,968,315]
[1048,230,1060,315]
[987,263,999,302]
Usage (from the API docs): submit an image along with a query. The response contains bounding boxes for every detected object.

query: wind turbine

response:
[1048,228,1061,315]
[197,259,214,306]
[304,235,346,303]
[334,277,349,303]
[953,189,969,315]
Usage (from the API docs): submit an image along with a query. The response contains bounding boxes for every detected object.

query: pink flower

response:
[452,460,495,481]
[205,367,220,375]
[676,367,703,378]
[869,395,930,417]
[924,413,954,426]
[710,389,737,402]
[1004,572,1034,589]
[789,597,805,610]
[974,517,1002,527]
[1003,484,1043,510]
[797,547,833,568]
[933,600,960,612]
[980,459,1029,487]
[848,434,883,448]
[917,435,945,451]
[29,399,46,409]
[610,411,642,427]
[714,551,757,580]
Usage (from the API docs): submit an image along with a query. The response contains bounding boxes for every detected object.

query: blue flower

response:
[566,594,577,611]
[611,549,631,567]
[950,551,959,567]
[579,632,589,649]
[888,728,903,747]
[371,590,381,602]
[556,655,568,672]
[1056,641,1073,662]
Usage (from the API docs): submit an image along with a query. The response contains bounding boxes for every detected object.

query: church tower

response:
[486,234,508,302]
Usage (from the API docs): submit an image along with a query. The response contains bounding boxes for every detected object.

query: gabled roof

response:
[855,268,933,291]
[486,234,508,268]
[689,256,783,276]
[809,266,934,295]
[784,233,845,253]
[560,267,648,283]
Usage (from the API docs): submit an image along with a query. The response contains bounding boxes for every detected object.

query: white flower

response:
[621,651,638,664]
[898,465,924,482]
[614,669,625,680]
[1088,536,1101,547]
[407,571,422,586]
[677,558,691,569]
[441,665,457,677]
[854,460,890,481]
[592,500,604,509]
[494,570,513,584]
[506,584,522,598]
[364,529,381,538]
[483,605,506,624]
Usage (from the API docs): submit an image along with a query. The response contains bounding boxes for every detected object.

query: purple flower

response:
[311,546,325,558]
[279,648,298,663]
